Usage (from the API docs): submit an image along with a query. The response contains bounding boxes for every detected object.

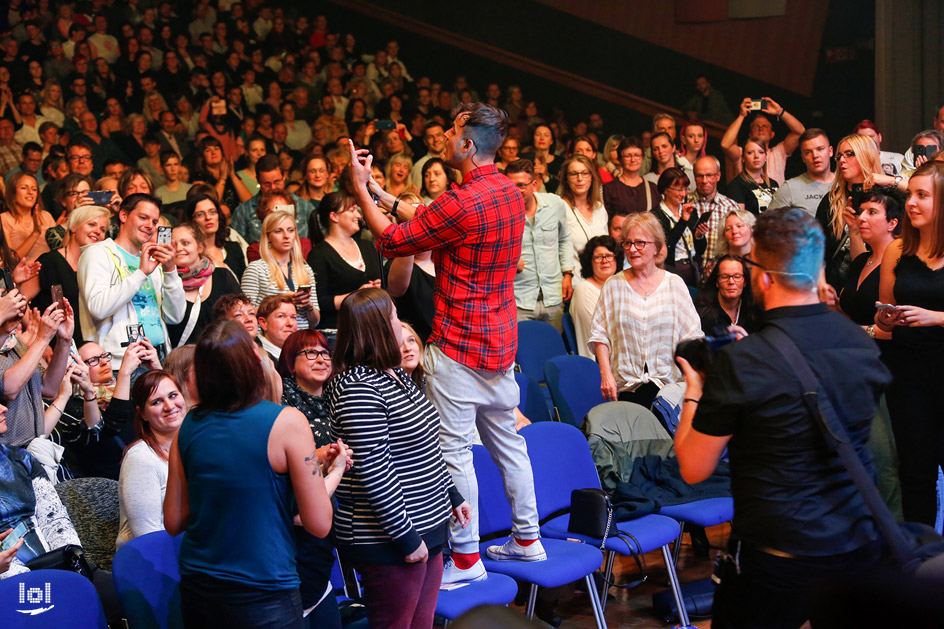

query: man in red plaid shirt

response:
[349,103,545,584]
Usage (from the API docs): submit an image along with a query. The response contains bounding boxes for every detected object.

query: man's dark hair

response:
[256,154,281,175]
[752,207,824,292]
[159,150,179,165]
[424,120,443,134]
[67,138,94,154]
[21,142,41,156]
[799,128,829,146]
[257,294,296,320]
[451,102,509,157]
[504,158,534,178]
[103,158,127,171]
[119,192,162,216]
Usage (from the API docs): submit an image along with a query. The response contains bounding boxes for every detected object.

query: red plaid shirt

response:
[376,165,524,372]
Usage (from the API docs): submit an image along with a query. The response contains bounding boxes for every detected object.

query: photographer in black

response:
[673,208,890,628]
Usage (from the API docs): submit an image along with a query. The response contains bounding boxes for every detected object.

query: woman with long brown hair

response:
[558,154,608,281]
[116,370,187,549]
[876,161,944,526]
[1,172,56,263]
[326,288,470,628]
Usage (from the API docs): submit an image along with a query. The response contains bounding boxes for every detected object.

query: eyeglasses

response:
[513,182,533,190]
[65,190,87,197]
[718,273,744,282]
[192,209,219,220]
[593,253,615,262]
[837,150,856,161]
[667,186,688,193]
[68,154,92,162]
[297,348,331,362]
[567,171,592,179]
[84,352,112,366]
[622,240,652,250]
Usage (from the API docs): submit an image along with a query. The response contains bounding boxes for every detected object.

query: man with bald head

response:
[691,155,740,259]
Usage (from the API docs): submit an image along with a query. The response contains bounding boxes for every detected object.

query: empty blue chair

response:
[561,312,578,355]
[543,355,606,427]
[522,422,691,622]
[0,569,107,628]
[112,530,184,629]
[515,371,550,422]
[435,572,518,626]
[515,321,567,384]
[660,498,734,565]
[472,445,607,629]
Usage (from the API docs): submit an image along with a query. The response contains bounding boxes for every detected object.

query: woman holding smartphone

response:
[165,320,348,628]
[306,192,381,330]
[875,161,944,526]
[241,210,320,329]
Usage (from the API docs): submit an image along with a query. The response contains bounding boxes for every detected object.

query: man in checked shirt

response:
[349,103,545,585]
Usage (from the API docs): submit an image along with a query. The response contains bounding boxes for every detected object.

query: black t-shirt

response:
[726,175,778,216]
[693,303,890,556]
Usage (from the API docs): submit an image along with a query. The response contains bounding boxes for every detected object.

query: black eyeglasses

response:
[837,150,856,161]
[84,352,112,366]
[297,348,331,362]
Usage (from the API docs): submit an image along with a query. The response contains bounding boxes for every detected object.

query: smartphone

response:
[1,521,29,552]
[297,285,311,294]
[875,303,899,310]
[914,144,939,158]
[51,284,64,309]
[375,119,396,131]
[86,190,112,206]
[0,268,13,293]
[157,225,172,246]
[272,204,296,217]
[696,211,713,227]
[749,99,769,111]
[126,323,144,343]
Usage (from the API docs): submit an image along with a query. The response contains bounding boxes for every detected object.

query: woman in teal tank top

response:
[164,320,349,628]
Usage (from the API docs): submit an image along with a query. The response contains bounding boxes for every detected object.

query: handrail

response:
[325,0,727,138]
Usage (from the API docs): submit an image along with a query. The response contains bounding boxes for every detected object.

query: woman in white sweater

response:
[571,234,619,359]
[116,369,187,549]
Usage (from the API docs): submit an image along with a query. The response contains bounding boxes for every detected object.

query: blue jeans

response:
[180,574,304,629]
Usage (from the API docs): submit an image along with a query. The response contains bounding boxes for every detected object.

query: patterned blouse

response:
[281,377,330,448]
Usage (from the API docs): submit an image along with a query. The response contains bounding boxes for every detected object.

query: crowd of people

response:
[1,1,944,628]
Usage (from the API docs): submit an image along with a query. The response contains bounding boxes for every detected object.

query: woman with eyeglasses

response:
[694,255,758,335]
[275,328,350,629]
[572,235,619,359]
[589,213,702,407]
[602,137,661,215]
[726,137,779,217]
[653,168,703,287]
[875,162,944,526]
[559,155,608,282]
[307,192,381,330]
[816,134,882,290]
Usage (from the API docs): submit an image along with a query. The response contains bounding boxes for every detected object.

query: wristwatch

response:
[894,174,904,187]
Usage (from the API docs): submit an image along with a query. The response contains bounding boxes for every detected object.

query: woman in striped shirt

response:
[326,288,470,629]
[241,209,320,329]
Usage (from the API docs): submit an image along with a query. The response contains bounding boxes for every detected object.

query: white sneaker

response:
[442,557,487,584]
[486,537,547,562]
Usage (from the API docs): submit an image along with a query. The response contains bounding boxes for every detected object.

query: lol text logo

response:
[17,581,55,615]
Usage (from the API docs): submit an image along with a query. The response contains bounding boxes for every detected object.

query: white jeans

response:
[425,344,540,554]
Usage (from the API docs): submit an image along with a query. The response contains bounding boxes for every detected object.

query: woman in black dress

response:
[836,188,902,519]
[167,222,241,348]
[306,192,382,330]
[876,162,944,525]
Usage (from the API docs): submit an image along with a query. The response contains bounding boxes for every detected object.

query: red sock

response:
[453,551,480,569]
[515,537,537,547]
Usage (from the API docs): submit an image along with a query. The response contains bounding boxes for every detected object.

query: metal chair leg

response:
[525,583,539,619]
[672,521,687,567]
[600,549,615,611]
[661,544,692,627]
[585,573,607,629]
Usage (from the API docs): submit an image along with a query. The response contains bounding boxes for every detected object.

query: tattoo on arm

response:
[304,451,323,477]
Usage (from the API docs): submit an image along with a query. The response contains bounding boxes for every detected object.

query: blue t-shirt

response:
[116,244,166,346]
